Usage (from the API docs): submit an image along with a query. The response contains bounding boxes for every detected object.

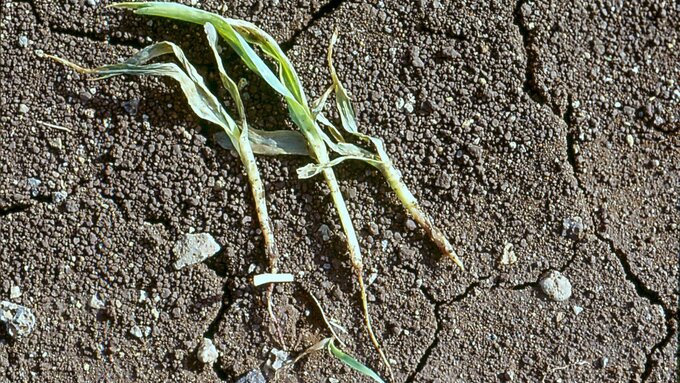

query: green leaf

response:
[327,339,386,383]
[49,41,238,140]
[214,129,309,156]
[204,22,246,125]
[297,155,380,179]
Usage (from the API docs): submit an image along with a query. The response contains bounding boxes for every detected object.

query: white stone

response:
[9,286,21,299]
[197,338,219,364]
[539,270,572,301]
[89,294,105,310]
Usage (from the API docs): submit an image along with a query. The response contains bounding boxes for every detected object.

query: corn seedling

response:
[252,276,385,383]
[299,32,465,270]
[278,286,385,383]
[109,2,393,376]
[46,26,290,342]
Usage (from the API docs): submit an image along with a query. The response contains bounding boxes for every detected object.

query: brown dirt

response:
[1,0,677,382]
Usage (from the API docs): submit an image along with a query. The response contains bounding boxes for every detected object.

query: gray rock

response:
[562,217,584,240]
[9,286,21,299]
[318,224,331,241]
[173,233,221,270]
[405,219,417,231]
[197,338,219,364]
[19,104,29,114]
[121,99,140,115]
[369,222,380,236]
[441,46,461,59]
[410,46,425,68]
[130,325,144,339]
[539,270,572,301]
[89,294,105,310]
[18,36,29,48]
[52,191,68,204]
[236,370,265,383]
[0,301,36,338]
[599,356,609,368]
[265,348,289,371]
[27,177,41,197]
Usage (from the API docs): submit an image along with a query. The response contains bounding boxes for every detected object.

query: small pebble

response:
[500,370,515,381]
[19,104,29,114]
[130,325,144,339]
[539,270,572,301]
[561,217,584,240]
[405,219,417,231]
[83,363,90,372]
[173,233,221,270]
[265,348,289,371]
[197,338,219,364]
[500,242,517,265]
[0,301,36,338]
[626,134,635,147]
[9,286,21,299]
[121,99,140,115]
[18,36,29,48]
[52,191,68,204]
[318,224,331,241]
[27,177,41,197]
[369,222,380,235]
[89,294,105,309]
[599,356,609,368]
[236,370,265,383]
[573,305,584,315]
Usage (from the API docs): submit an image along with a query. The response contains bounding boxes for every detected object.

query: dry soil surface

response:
[1,0,678,382]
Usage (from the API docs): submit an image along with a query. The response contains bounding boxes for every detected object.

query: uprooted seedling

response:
[50,2,467,381]
[266,278,385,383]
[108,2,397,377]
[46,25,292,345]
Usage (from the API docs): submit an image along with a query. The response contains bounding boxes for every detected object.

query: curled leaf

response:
[327,339,386,383]
[214,129,309,156]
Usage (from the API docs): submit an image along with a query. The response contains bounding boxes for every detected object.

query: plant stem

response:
[240,138,286,346]
[241,145,279,267]
[318,150,394,381]
[381,162,464,270]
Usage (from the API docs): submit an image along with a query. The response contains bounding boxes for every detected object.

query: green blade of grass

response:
[325,31,465,270]
[328,338,386,383]
[48,42,237,138]
[214,129,310,156]
[204,22,287,347]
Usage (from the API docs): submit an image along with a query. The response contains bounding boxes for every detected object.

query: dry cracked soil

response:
[1,0,678,382]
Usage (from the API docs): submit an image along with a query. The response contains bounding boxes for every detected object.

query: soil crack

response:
[202,276,234,381]
[0,204,31,217]
[512,0,547,107]
[513,0,585,194]
[591,210,675,382]
[280,0,347,51]
[405,281,482,383]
